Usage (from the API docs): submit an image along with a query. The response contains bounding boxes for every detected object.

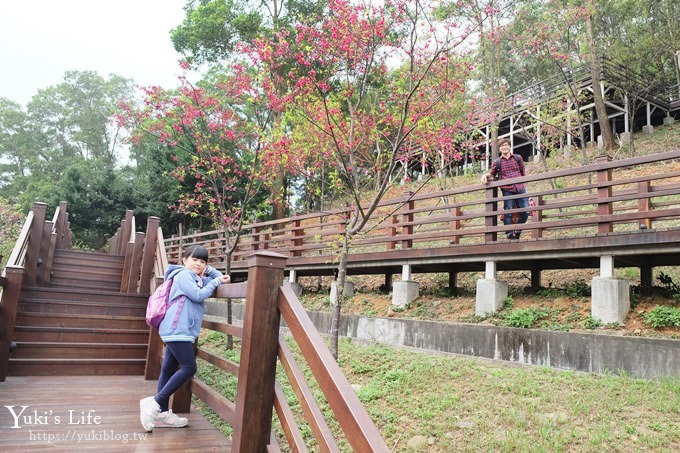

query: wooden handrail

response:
[0,204,39,381]
[167,252,388,450]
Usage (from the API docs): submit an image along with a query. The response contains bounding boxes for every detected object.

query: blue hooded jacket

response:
[158,264,223,342]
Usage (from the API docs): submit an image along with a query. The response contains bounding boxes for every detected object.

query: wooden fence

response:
[164,150,680,277]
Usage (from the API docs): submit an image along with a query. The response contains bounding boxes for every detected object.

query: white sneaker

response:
[156,410,188,428]
[139,396,161,432]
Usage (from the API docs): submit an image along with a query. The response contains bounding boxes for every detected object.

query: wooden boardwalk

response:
[0,376,231,452]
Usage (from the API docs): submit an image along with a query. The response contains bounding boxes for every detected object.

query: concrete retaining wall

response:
[206,300,680,379]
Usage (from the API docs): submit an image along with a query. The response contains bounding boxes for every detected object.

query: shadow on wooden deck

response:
[0,376,231,452]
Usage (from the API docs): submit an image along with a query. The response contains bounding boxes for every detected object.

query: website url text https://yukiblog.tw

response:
[29,429,148,444]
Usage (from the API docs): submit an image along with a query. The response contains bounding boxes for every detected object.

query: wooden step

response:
[17,299,146,317]
[48,278,123,291]
[13,326,149,343]
[15,312,148,330]
[50,250,125,288]
[17,287,147,323]
[20,286,148,303]
[8,358,146,376]
[10,342,148,359]
[52,249,125,269]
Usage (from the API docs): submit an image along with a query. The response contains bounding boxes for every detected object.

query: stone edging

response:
[205,301,680,379]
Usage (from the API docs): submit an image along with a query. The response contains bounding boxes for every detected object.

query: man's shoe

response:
[140,396,161,432]
[156,410,188,428]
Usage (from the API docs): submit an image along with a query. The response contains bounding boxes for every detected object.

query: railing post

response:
[401,191,414,249]
[637,180,652,230]
[484,187,499,243]
[138,217,160,296]
[125,232,145,293]
[531,195,544,239]
[54,201,69,249]
[252,227,261,251]
[0,267,25,381]
[24,202,47,287]
[117,210,134,256]
[595,155,613,234]
[37,220,53,286]
[291,219,303,257]
[144,276,165,381]
[449,206,461,245]
[387,215,398,250]
[232,251,287,452]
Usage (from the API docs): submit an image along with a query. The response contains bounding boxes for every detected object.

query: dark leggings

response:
[155,341,197,412]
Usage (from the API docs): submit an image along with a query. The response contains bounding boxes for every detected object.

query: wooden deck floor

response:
[0,375,231,452]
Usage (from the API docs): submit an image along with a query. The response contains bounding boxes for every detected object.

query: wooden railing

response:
[144,251,388,451]
[107,211,160,295]
[0,204,161,381]
[0,201,75,381]
[164,150,680,273]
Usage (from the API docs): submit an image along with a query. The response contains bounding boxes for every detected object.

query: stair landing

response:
[0,375,231,452]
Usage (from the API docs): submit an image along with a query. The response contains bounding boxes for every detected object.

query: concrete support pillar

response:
[591,255,630,325]
[392,265,418,306]
[288,270,302,296]
[402,264,412,281]
[392,281,419,307]
[640,266,653,290]
[381,273,392,293]
[330,280,354,305]
[485,261,497,279]
[642,125,654,134]
[475,261,508,316]
[531,269,541,291]
[663,115,674,126]
[448,271,458,295]
[600,255,614,278]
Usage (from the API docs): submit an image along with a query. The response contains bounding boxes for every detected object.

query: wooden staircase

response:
[8,249,150,376]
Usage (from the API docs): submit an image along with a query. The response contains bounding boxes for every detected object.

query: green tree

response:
[26,71,133,166]
[170,0,326,220]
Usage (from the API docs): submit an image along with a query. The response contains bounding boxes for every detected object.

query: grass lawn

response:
[195,332,680,452]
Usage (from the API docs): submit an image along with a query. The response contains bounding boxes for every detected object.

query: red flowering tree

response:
[119,65,283,273]
[253,0,473,357]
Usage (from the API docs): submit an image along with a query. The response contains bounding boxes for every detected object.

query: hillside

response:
[298,121,680,340]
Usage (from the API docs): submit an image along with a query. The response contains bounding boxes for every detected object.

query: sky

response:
[0,0,189,106]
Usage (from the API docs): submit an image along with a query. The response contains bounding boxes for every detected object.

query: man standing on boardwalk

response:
[480,139,529,240]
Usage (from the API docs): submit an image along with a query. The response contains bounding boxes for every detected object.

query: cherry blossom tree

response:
[119,65,282,273]
[253,0,474,357]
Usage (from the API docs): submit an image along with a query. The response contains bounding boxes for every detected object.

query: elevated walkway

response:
[464,58,680,165]
[166,150,680,324]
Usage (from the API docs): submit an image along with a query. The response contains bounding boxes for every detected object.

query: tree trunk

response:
[585,2,615,151]
[329,230,351,359]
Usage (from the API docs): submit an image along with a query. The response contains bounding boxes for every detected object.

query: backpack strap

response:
[169,295,186,330]
[494,154,524,179]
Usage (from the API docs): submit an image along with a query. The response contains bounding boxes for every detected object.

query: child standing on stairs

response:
[139,244,230,432]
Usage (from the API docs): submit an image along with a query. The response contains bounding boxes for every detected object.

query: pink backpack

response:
[145,278,185,330]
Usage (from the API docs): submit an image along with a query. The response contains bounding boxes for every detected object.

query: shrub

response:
[504,308,548,329]
[643,306,680,328]
[564,279,590,297]
[583,316,603,330]
[657,272,680,301]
